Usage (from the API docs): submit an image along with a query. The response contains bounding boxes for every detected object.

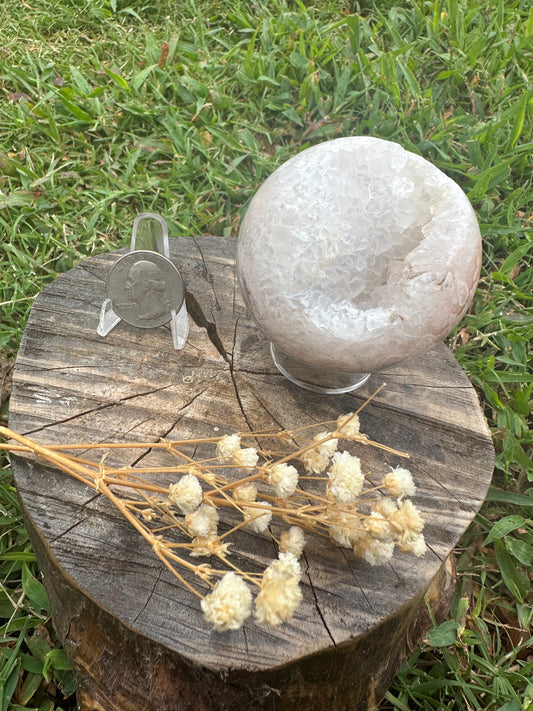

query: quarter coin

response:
[107,250,185,329]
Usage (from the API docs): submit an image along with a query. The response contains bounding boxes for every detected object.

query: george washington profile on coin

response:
[107,250,185,329]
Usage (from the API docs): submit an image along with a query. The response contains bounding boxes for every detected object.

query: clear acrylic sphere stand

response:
[270,344,370,394]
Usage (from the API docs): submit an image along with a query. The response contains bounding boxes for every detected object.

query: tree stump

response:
[8,236,495,711]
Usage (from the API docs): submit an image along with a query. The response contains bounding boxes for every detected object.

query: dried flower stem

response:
[0,427,214,598]
[0,384,426,633]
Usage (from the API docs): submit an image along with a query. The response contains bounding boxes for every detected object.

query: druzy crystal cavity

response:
[237,137,481,383]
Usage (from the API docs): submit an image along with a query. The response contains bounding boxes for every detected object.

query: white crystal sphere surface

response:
[237,137,481,374]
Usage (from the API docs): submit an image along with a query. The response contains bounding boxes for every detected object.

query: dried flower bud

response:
[185,504,219,538]
[371,497,398,518]
[255,552,302,625]
[360,538,395,566]
[397,532,427,557]
[327,451,364,503]
[279,526,306,558]
[336,412,361,436]
[168,474,202,514]
[327,506,367,548]
[201,571,252,631]
[313,431,338,458]
[363,511,394,541]
[232,447,259,468]
[382,466,416,498]
[233,482,258,503]
[300,431,338,472]
[242,501,272,533]
[266,462,299,498]
[300,449,329,474]
[216,434,241,462]
[389,500,424,537]
[190,536,232,558]
[141,508,157,521]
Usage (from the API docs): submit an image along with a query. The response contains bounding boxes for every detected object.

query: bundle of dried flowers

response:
[0,385,427,632]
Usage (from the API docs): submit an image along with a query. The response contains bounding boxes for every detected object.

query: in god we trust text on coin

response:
[107,250,185,329]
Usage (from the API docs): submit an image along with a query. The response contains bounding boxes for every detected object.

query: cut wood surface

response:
[8,236,495,711]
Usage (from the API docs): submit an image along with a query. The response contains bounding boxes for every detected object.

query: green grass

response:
[1,0,532,708]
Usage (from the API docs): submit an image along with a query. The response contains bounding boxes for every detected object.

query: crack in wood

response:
[242,625,250,660]
[256,405,285,437]
[191,236,210,280]
[229,319,255,435]
[232,368,278,378]
[119,416,154,440]
[50,516,91,544]
[340,548,378,614]
[381,382,473,390]
[79,493,102,509]
[191,237,222,314]
[76,263,108,283]
[132,568,163,625]
[387,560,407,585]
[243,387,297,446]
[232,257,238,317]
[419,468,489,514]
[360,396,493,442]
[424,542,444,563]
[18,383,178,436]
[16,363,102,374]
[302,552,337,648]
[128,389,209,468]
[185,291,229,363]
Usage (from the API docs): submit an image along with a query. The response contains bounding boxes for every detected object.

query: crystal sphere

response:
[237,137,481,392]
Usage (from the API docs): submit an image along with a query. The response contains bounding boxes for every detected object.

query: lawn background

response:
[1,0,532,709]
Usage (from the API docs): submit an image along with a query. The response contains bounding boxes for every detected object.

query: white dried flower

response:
[185,504,219,538]
[255,552,302,626]
[336,412,361,436]
[242,501,272,533]
[279,526,306,558]
[201,571,252,631]
[313,431,338,458]
[371,497,399,518]
[363,511,394,541]
[232,447,259,468]
[266,462,299,498]
[389,500,425,537]
[361,538,395,566]
[233,482,258,503]
[397,533,427,557]
[300,449,329,474]
[216,434,241,462]
[382,466,416,498]
[168,474,202,514]
[301,431,338,472]
[327,506,367,548]
[327,451,364,503]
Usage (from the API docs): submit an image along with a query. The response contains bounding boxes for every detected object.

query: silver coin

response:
[107,250,185,329]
